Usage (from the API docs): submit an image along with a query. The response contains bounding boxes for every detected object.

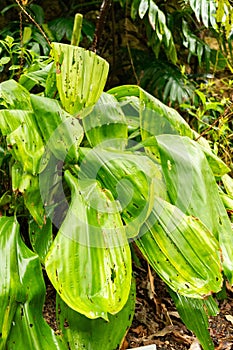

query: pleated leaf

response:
[0,217,21,350]
[7,117,44,175]
[82,92,128,150]
[45,170,132,320]
[0,217,66,350]
[56,278,136,350]
[31,95,84,163]
[169,289,218,350]
[0,79,31,110]
[136,197,223,297]
[155,134,233,284]
[52,42,109,114]
[108,85,193,158]
[78,148,156,238]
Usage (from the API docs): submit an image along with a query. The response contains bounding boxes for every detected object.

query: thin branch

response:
[15,0,51,46]
[90,0,112,53]
[195,106,233,141]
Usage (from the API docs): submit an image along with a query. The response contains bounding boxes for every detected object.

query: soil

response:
[43,261,233,350]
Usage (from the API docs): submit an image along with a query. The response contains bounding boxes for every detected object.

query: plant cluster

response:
[0,1,233,350]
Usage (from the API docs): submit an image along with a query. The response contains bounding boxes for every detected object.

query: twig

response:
[15,0,51,46]
[18,10,24,79]
[90,0,112,53]
[195,107,233,141]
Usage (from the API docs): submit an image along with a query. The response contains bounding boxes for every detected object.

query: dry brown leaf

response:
[153,325,175,337]
[225,314,233,324]
[168,311,180,318]
[189,339,202,350]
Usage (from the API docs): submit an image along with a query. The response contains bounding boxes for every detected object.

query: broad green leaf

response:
[169,289,217,350]
[31,95,84,163]
[0,217,21,350]
[52,42,109,114]
[155,134,233,283]
[0,109,45,175]
[0,217,65,350]
[0,109,29,135]
[0,79,31,110]
[45,170,131,320]
[82,92,128,150]
[136,197,222,297]
[78,148,156,238]
[6,112,44,175]
[108,85,193,147]
[29,218,53,263]
[139,88,193,142]
[56,278,136,350]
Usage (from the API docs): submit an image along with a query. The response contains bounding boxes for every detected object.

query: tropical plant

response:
[116,0,233,106]
[0,12,233,349]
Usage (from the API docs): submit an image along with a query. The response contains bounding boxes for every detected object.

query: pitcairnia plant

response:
[1,18,233,350]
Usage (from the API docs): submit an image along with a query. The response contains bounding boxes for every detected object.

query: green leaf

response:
[0,217,65,350]
[78,148,156,238]
[52,42,109,114]
[19,61,54,91]
[199,144,230,177]
[29,4,45,24]
[108,85,193,144]
[146,1,177,63]
[22,26,32,44]
[0,56,10,65]
[49,18,74,42]
[169,289,218,350]
[155,134,233,283]
[138,0,149,18]
[0,217,21,349]
[136,196,223,297]
[0,79,31,110]
[0,109,26,136]
[56,278,136,349]
[45,170,132,320]
[31,95,84,163]
[189,0,217,28]
[29,218,53,263]
[222,174,233,197]
[82,92,128,150]
[5,110,44,175]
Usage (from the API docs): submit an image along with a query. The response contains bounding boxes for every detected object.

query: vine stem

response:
[15,0,51,46]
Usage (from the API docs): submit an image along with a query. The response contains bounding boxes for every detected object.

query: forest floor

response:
[43,261,233,350]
